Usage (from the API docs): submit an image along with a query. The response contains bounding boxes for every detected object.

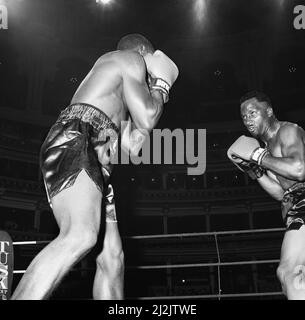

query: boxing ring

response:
[12,227,286,299]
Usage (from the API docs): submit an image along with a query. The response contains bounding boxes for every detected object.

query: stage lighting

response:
[193,0,208,28]
[96,0,112,4]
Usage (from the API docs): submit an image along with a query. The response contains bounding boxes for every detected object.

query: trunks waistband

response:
[56,103,119,134]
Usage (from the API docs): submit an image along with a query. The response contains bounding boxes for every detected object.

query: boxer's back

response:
[71,50,141,128]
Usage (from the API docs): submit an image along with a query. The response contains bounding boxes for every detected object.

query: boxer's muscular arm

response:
[257,171,284,201]
[122,53,164,133]
[121,115,147,156]
[261,125,305,181]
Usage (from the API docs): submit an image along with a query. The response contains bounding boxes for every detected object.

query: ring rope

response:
[13,240,50,245]
[138,291,284,300]
[126,259,280,270]
[13,258,280,274]
[126,227,285,240]
[214,233,222,300]
[12,227,285,246]
[10,227,285,300]
[12,225,284,302]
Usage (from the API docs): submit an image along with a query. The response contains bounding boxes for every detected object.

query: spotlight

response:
[96,0,112,4]
[193,0,208,32]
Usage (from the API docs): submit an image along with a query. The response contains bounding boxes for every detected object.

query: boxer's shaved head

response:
[240,90,274,119]
[240,91,272,110]
[117,34,154,54]
[240,91,276,138]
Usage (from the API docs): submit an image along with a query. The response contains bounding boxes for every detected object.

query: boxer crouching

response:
[11,34,179,300]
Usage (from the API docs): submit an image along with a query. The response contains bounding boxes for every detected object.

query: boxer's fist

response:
[227,135,268,165]
[144,50,179,103]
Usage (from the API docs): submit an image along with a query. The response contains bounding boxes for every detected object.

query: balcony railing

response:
[0,176,268,205]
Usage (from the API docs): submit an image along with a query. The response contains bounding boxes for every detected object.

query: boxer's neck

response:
[261,118,280,145]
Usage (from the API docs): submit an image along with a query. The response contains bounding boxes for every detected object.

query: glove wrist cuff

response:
[251,147,268,165]
[151,78,170,96]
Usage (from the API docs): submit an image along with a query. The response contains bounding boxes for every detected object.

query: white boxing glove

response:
[144,50,179,103]
[227,135,269,166]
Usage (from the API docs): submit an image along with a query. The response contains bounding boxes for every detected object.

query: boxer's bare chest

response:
[266,130,297,190]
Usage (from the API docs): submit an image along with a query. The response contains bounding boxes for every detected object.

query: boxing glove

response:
[227,135,268,166]
[144,50,179,103]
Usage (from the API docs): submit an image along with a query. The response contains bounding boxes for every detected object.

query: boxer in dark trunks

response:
[227,91,305,299]
[281,182,305,230]
[41,103,119,202]
[11,34,179,300]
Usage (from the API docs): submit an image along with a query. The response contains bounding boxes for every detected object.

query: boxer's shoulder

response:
[121,50,145,68]
[96,50,142,66]
[116,50,146,78]
[278,122,302,140]
[94,50,146,80]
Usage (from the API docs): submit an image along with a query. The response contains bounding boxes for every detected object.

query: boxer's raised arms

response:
[227,90,305,300]
[11,34,179,300]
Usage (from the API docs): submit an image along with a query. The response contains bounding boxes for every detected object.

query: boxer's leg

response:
[11,170,102,300]
[93,221,124,300]
[277,225,305,299]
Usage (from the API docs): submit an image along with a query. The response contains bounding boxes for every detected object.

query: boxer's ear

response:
[139,45,146,56]
[267,107,273,118]
[146,72,152,87]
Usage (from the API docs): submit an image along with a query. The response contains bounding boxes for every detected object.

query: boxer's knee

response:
[277,262,305,293]
[277,263,288,288]
[58,228,98,258]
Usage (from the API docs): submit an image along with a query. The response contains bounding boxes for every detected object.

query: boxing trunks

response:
[281,182,305,230]
[40,103,119,206]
